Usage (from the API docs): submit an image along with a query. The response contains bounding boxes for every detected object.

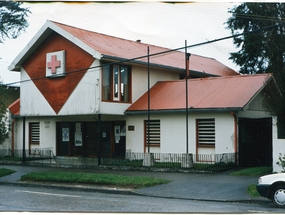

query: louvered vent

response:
[145,120,160,145]
[197,119,215,146]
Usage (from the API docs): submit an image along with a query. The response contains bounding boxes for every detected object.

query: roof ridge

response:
[156,74,271,84]
[49,20,222,61]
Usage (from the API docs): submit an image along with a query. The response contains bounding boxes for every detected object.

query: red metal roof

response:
[126,74,272,113]
[8,98,20,116]
[52,21,238,77]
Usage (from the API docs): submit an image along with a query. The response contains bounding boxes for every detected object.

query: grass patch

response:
[20,171,170,189]
[194,162,235,172]
[247,184,260,197]
[230,166,272,176]
[230,167,272,198]
[0,156,22,161]
[0,168,16,177]
[104,159,235,172]
[104,159,143,167]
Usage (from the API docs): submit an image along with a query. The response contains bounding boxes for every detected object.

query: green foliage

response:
[20,172,170,189]
[226,3,285,124]
[104,159,143,166]
[276,153,285,172]
[247,184,260,197]
[0,2,31,43]
[0,168,15,177]
[230,166,272,176]
[105,159,235,172]
[0,84,9,144]
[226,3,285,74]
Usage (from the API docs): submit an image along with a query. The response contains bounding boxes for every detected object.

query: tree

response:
[226,3,285,132]
[0,1,30,43]
[0,2,30,143]
[0,83,9,144]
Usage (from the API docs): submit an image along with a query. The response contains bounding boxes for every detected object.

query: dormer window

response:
[102,63,131,102]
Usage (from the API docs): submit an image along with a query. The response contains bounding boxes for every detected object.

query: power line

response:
[5,23,279,87]
[233,13,284,23]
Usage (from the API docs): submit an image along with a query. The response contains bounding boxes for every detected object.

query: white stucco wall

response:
[21,60,100,116]
[20,62,180,117]
[131,65,180,102]
[125,116,144,153]
[13,118,23,150]
[272,117,285,173]
[38,119,56,151]
[126,112,236,155]
[21,69,55,116]
[59,60,100,115]
[14,117,57,153]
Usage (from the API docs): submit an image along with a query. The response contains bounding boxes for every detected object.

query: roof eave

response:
[102,54,219,77]
[124,107,243,115]
[9,20,101,72]
[8,23,53,71]
[242,74,273,108]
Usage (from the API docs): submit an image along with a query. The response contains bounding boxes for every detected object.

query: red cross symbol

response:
[47,55,61,74]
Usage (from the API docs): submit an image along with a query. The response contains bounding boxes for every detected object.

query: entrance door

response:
[56,122,71,156]
[57,121,126,158]
[113,122,126,158]
[83,122,98,157]
[239,118,272,167]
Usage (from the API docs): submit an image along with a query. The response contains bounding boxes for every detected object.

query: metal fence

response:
[0,148,54,165]
[102,152,237,172]
[0,148,237,172]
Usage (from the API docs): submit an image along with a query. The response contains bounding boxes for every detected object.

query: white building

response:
[7,20,285,171]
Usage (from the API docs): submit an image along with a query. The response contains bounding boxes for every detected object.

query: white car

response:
[257,173,285,208]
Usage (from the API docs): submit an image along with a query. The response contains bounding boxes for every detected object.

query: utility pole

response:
[147,46,150,153]
[185,40,190,154]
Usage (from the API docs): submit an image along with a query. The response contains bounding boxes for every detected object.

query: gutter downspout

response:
[11,118,16,157]
[231,112,238,165]
[22,116,26,163]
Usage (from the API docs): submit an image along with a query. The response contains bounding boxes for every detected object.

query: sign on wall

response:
[46,50,66,78]
[62,128,69,142]
[75,123,82,146]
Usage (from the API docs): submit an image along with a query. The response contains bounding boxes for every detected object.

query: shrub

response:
[276,153,285,172]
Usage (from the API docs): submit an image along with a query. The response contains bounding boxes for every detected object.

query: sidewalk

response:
[0,164,268,203]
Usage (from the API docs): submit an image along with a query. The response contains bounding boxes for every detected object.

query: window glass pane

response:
[102,65,110,100]
[102,63,131,102]
[121,66,129,102]
[113,66,119,101]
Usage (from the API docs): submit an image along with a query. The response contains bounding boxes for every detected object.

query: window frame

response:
[29,122,40,145]
[196,118,215,147]
[144,119,161,147]
[102,62,131,103]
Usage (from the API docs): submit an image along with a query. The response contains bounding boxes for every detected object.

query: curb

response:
[0,181,269,205]
[132,190,268,204]
[0,181,134,195]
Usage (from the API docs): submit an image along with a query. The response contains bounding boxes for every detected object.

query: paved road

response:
[0,164,268,203]
[0,183,280,212]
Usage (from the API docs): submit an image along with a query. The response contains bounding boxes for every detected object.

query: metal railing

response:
[0,148,54,165]
[0,148,236,172]
[102,152,237,172]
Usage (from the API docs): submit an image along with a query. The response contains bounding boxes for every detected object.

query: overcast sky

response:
[0,1,241,85]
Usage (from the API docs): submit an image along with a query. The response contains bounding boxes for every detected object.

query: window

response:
[102,63,131,102]
[197,118,215,146]
[145,120,160,146]
[278,117,285,139]
[29,122,40,145]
